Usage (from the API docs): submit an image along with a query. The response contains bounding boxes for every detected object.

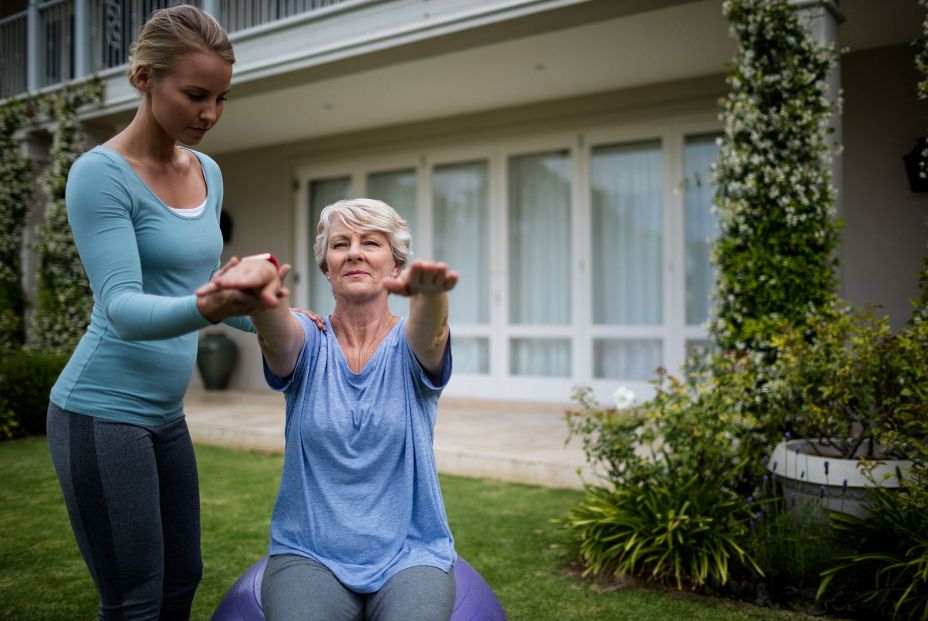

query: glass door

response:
[506,150,572,378]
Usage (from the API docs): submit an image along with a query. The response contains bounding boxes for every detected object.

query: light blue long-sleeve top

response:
[265,313,456,592]
[51,145,252,426]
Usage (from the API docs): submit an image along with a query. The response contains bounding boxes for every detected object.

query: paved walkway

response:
[184,388,593,490]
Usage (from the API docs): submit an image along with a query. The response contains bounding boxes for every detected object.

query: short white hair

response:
[314,198,412,274]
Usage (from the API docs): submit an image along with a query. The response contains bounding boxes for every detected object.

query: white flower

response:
[613,386,636,410]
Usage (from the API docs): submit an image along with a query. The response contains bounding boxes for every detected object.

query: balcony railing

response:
[0,11,27,99]
[0,0,350,100]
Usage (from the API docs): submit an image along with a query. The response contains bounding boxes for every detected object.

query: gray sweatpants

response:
[262,554,455,621]
[47,403,202,620]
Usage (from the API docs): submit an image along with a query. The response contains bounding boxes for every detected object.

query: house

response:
[2,0,926,405]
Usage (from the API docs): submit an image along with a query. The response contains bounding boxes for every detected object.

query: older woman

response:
[201,198,458,620]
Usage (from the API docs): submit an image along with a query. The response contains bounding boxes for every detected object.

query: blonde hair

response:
[314,198,412,274]
[128,5,234,87]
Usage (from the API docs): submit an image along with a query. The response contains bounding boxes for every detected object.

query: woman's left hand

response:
[382,260,458,297]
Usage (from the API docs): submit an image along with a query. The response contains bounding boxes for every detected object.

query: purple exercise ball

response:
[211,555,506,621]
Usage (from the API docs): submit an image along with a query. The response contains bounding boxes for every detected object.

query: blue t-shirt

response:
[51,145,251,425]
[265,313,456,592]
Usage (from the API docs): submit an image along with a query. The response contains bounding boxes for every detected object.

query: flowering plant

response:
[764,303,928,461]
[563,369,762,590]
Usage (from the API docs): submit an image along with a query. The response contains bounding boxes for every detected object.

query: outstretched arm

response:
[382,260,457,377]
[198,259,304,377]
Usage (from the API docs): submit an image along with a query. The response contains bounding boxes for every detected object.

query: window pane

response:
[509,338,570,377]
[508,150,571,324]
[367,169,417,242]
[591,141,663,325]
[684,134,721,325]
[453,337,489,374]
[593,338,662,380]
[308,177,352,316]
[367,169,417,317]
[433,161,489,324]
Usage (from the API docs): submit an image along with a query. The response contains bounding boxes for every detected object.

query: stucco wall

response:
[840,43,928,326]
[202,149,297,391]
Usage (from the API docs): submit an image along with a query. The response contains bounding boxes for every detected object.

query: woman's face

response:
[325,218,397,301]
[142,50,232,146]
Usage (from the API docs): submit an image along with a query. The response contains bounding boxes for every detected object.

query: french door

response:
[293,122,720,403]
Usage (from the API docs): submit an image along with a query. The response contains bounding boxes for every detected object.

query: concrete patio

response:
[184,388,594,490]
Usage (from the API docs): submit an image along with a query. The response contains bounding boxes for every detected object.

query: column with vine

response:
[30,79,104,355]
[914,0,928,322]
[0,100,38,356]
[712,0,841,356]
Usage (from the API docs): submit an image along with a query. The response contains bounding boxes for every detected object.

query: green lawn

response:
[1,437,827,620]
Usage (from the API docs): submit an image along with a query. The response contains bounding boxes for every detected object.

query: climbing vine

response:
[913,0,928,322]
[712,0,841,355]
[0,99,39,356]
[29,77,104,355]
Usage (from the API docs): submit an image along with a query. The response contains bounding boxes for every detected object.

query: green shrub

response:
[0,397,19,440]
[0,349,68,437]
[811,317,928,619]
[818,482,928,620]
[565,460,759,591]
[744,474,837,606]
[564,370,762,591]
[881,316,928,467]
[764,305,899,459]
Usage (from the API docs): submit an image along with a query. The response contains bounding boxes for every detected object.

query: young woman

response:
[46,6,284,619]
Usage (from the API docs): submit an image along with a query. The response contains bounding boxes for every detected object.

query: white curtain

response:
[510,338,571,377]
[453,337,489,374]
[591,141,663,325]
[506,150,572,377]
[683,135,721,326]
[508,151,571,324]
[593,338,662,380]
[433,161,490,373]
[367,169,416,317]
[308,177,351,316]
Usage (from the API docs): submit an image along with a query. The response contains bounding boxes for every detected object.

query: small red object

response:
[243,252,279,269]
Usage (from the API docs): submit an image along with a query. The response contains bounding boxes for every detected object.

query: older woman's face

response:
[325,219,397,300]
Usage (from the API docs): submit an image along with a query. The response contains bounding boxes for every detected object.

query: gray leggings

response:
[262,554,455,621]
[46,403,202,620]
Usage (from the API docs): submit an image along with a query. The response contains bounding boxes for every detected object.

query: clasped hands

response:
[195,255,290,323]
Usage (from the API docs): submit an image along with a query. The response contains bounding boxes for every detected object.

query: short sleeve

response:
[263,311,318,391]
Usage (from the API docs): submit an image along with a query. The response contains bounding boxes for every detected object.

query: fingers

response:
[209,257,280,291]
[293,307,327,331]
[278,264,291,284]
[217,256,240,276]
[387,260,458,296]
[199,287,265,321]
[381,276,409,296]
[196,280,222,297]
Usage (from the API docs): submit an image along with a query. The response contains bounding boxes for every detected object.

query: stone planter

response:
[767,439,911,519]
[196,332,238,390]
